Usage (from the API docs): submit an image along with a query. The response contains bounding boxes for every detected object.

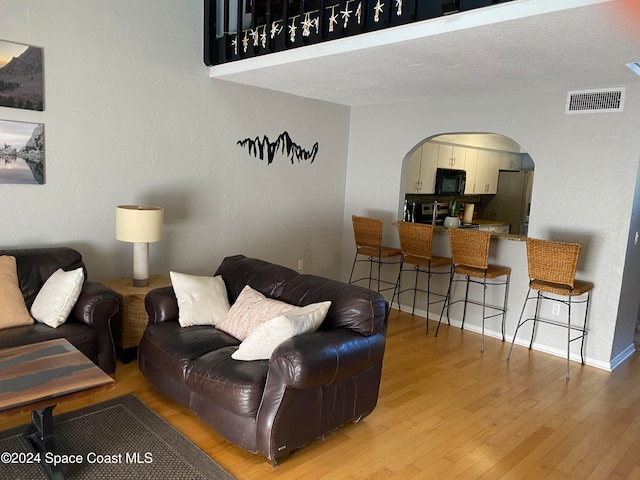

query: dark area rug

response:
[0,394,235,480]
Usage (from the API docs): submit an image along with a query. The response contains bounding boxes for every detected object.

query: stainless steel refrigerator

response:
[484,171,534,235]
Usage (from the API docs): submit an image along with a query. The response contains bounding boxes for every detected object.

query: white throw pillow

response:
[170,272,230,327]
[216,285,298,341]
[232,301,331,361]
[31,267,84,328]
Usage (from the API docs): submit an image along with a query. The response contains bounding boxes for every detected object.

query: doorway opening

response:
[401,132,535,235]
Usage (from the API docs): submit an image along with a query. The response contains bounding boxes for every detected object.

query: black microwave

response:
[435,168,466,195]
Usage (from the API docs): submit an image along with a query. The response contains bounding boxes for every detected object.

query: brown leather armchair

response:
[139,255,389,464]
[0,247,121,374]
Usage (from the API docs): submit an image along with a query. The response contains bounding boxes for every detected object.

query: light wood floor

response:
[3,309,640,479]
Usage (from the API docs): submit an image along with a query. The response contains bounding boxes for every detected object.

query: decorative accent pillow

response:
[232,301,331,361]
[31,267,84,328]
[170,272,230,327]
[0,255,34,329]
[217,285,299,341]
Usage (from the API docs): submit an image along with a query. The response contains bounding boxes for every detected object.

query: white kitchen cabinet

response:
[405,143,439,193]
[474,150,499,194]
[405,147,423,193]
[437,145,466,170]
[499,152,522,171]
[465,149,499,194]
[420,143,439,193]
[464,148,478,194]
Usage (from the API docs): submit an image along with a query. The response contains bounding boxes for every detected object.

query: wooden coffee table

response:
[0,338,115,480]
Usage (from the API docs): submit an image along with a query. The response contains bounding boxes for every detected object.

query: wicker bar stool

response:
[436,228,511,352]
[506,238,593,380]
[391,222,452,334]
[348,215,402,294]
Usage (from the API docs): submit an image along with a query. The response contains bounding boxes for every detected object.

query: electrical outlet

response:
[297,260,304,271]
[552,303,561,316]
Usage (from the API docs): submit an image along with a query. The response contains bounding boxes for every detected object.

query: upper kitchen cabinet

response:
[464,148,478,194]
[421,143,439,193]
[465,148,499,194]
[474,149,500,194]
[437,145,466,169]
[405,143,439,193]
[405,147,422,193]
[499,152,523,171]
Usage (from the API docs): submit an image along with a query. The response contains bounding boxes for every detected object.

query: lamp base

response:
[132,242,150,288]
[132,277,150,287]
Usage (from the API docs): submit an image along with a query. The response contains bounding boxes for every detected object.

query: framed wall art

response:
[0,40,44,111]
[0,119,44,184]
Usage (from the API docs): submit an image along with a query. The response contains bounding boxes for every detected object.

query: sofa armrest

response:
[73,281,121,328]
[269,329,387,389]
[144,286,178,325]
[72,281,121,374]
[257,327,387,463]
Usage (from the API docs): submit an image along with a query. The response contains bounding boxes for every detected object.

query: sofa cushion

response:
[0,256,34,329]
[170,272,230,327]
[31,267,84,328]
[214,255,299,304]
[185,348,268,418]
[232,301,331,361]
[0,321,99,364]
[216,285,300,341]
[139,321,239,382]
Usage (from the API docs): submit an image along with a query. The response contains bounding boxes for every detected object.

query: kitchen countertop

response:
[473,219,510,226]
[432,223,525,241]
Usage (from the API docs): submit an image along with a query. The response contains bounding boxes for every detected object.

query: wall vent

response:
[566,88,625,114]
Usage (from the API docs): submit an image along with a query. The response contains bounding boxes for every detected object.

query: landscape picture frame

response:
[0,39,44,111]
[0,119,45,185]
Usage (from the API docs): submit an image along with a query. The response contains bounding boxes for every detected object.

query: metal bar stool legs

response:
[435,266,455,336]
[435,229,510,352]
[506,238,592,380]
[391,222,452,334]
[507,289,590,380]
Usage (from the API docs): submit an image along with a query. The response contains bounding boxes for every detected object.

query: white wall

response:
[344,88,640,369]
[0,0,350,280]
[4,0,638,371]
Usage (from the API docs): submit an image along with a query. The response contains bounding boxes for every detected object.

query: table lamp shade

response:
[116,205,163,287]
[116,205,163,243]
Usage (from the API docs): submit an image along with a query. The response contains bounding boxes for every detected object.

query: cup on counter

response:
[463,203,475,223]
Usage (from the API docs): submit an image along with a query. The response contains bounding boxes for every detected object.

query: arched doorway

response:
[401,132,534,235]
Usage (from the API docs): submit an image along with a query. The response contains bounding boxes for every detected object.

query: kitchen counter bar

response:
[393,221,526,241]
[432,226,526,241]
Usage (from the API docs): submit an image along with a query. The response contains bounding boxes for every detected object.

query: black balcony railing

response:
[204,0,516,66]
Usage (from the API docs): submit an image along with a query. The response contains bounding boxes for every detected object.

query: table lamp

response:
[116,205,163,287]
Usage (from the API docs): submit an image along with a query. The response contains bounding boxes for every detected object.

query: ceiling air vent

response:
[566,88,625,114]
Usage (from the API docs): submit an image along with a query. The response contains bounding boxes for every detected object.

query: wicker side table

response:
[99,274,171,363]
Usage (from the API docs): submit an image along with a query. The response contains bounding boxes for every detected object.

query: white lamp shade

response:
[116,205,163,243]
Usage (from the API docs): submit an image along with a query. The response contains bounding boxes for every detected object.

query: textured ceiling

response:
[209,0,640,106]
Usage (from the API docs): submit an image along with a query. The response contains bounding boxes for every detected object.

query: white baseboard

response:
[392,304,634,372]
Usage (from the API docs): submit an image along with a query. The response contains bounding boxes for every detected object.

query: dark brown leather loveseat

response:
[0,248,121,374]
[138,254,389,464]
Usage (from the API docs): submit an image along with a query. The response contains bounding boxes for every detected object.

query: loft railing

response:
[204,0,516,66]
